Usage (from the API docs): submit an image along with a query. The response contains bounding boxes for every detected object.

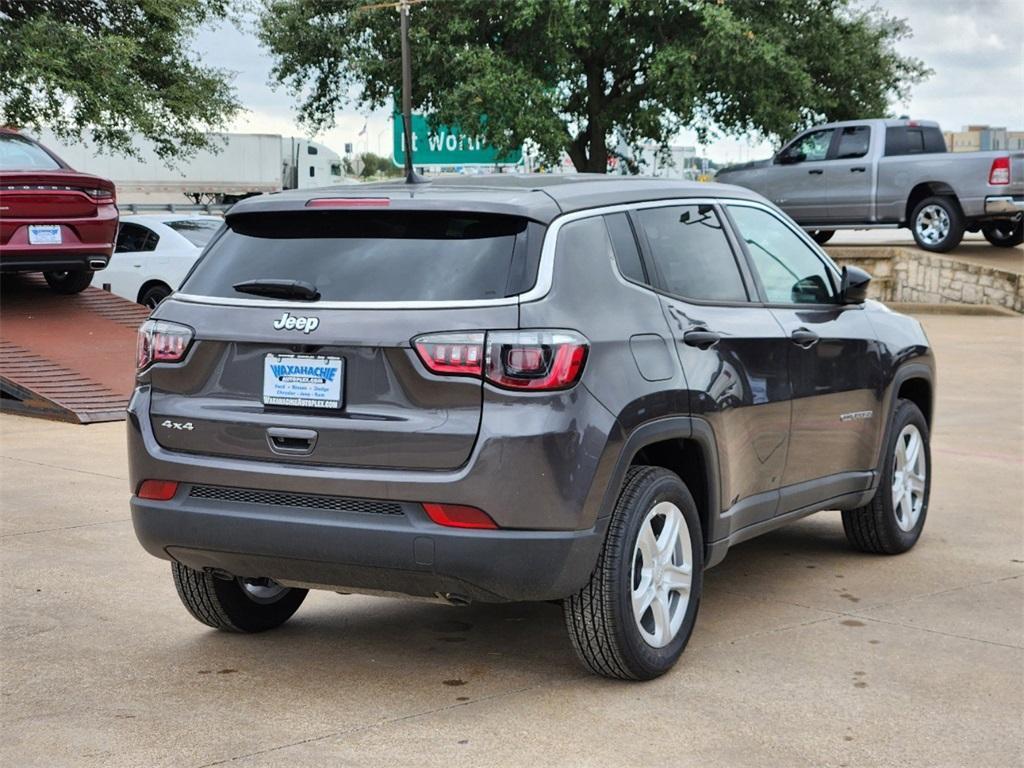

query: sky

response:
[193,0,1024,165]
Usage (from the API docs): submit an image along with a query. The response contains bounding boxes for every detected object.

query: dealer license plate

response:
[28,224,62,244]
[263,354,344,409]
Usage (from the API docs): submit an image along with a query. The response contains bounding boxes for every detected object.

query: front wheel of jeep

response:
[564,466,703,680]
[171,562,307,632]
[842,399,931,554]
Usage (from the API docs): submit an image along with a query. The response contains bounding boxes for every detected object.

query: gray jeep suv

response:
[128,176,935,680]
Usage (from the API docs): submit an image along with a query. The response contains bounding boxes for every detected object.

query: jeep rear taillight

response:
[414,332,486,376]
[485,331,589,390]
[413,330,589,391]
[137,320,193,371]
[989,156,1010,185]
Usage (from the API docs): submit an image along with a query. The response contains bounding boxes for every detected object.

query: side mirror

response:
[777,151,805,165]
[840,265,871,304]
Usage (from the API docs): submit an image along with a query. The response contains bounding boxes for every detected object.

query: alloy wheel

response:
[238,577,289,604]
[915,204,950,245]
[630,501,693,648]
[891,424,927,532]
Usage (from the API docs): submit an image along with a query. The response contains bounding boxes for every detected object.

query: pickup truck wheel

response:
[842,399,930,555]
[564,466,703,680]
[982,220,1023,247]
[43,269,94,295]
[809,229,835,245]
[911,196,964,253]
[171,562,307,632]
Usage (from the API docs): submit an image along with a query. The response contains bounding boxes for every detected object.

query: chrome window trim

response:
[171,195,768,310]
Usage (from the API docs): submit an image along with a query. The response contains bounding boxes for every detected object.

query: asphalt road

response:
[1,313,1021,768]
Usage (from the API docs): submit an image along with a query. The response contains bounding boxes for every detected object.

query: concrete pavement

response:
[1,314,1021,768]
[829,229,1024,274]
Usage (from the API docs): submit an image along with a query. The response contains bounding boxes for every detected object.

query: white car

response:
[102,214,222,308]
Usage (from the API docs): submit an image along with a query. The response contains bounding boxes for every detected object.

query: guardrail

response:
[119,203,232,214]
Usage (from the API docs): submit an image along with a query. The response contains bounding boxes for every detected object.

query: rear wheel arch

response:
[603,418,722,560]
[904,182,961,224]
[137,279,172,306]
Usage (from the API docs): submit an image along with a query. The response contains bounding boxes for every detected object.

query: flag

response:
[358,120,367,137]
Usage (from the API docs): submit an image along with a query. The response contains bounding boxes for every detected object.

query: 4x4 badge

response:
[273,312,320,334]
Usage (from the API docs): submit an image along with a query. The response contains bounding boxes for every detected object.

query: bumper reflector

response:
[422,503,498,529]
[137,480,179,501]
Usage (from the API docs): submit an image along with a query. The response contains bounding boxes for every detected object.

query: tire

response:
[171,562,307,632]
[809,229,835,245]
[982,220,1023,248]
[842,399,931,555]
[910,196,964,253]
[43,269,94,294]
[564,466,703,680]
[139,283,171,309]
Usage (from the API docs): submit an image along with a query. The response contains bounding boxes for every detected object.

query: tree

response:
[0,0,241,161]
[356,151,402,178]
[258,0,929,173]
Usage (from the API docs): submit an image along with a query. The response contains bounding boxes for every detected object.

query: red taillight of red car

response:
[422,502,498,529]
[413,330,589,391]
[137,320,194,371]
[137,480,179,501]
[989,157,1010,185]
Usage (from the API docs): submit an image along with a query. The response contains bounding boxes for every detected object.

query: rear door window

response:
[116,223,159,253]
[832,126,870,159]
[636,204,748,302]
[180,211,534,302]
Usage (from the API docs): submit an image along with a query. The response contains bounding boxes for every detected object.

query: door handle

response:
[808,169,823,175]
[790,328,819,349]
[683,328,722,349]
[266,427,318,455]
[850,166,867,173]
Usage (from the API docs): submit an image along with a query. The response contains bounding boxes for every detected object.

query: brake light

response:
[83,187,115,201]
[412,330,589,391]
[306,198,391,208]
[137,480,179,501]
[422,503,498,529]
[137,320,193,370]
[989,157,1010,185]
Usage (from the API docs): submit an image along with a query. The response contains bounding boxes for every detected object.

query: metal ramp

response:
[1,274,149,423]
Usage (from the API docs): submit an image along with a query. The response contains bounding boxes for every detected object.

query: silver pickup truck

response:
[715,119,1024,252]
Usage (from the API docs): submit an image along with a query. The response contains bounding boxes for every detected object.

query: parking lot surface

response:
[1,313,1021,768]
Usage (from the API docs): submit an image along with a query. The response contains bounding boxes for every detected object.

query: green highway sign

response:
[393,114,523,166]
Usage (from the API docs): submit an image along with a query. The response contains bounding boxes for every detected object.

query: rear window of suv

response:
[180,210,536,302]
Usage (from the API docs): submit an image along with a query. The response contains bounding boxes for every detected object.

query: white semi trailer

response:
[33,131,353,204]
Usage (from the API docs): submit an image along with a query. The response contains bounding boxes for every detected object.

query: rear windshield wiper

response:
[233,279,320,301]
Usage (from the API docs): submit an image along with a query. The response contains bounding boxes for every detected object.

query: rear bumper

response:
[0,249,110,272]
[984,195,1024,216]
[127,383,622,602]
[131,489,608,602]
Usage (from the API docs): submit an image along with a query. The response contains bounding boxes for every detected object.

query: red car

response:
[0,127,118,294]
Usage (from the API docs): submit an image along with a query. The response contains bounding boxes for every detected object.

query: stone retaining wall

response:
[826,246,1023,314]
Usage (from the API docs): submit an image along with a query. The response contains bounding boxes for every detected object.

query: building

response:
[943,125,1024,152]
